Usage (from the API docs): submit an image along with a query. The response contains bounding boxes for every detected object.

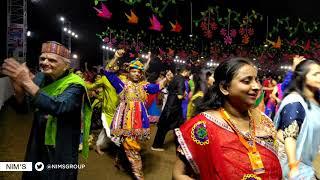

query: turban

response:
[128,58,144,71]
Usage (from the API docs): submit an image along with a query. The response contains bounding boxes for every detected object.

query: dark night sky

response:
[1,0,320,69]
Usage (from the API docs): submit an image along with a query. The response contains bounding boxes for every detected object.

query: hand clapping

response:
[2,58,32,84]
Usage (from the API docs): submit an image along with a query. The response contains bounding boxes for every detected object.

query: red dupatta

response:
[175,113,282,180]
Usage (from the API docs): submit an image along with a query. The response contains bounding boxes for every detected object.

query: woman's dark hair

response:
[147,72,159,83]
[192,72,202,94]
[196,57,254,113]
[178,66,191,74]
[205,71,213,80]
[283,59,319,109]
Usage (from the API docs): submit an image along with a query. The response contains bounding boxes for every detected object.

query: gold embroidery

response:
[252,109,277,140]
[119,81,148,102]
[242,174,261,180]
[283,120,299,139]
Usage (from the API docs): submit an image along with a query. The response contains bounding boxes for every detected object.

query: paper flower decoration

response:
[93,3,112,19]
[103,37,117,46]
[159,48,165,56]
[224,35,232,45]
[304,40,311,51]
[149,15,163,31]
[125,10,138,24]
[267,36,281,49]
[169,21,182,33]
[168,48,175,56]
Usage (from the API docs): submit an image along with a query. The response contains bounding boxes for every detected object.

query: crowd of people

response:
[1,41,320,180]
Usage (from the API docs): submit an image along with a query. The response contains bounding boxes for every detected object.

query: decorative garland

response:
[93,2,320,72]
[145,0,176,17]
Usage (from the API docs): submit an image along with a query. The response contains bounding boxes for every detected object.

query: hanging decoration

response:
[239,15,255,45]
[145,0,176,17]
[269,17,320,38]
[220,9,237,45]
[167,48,175,56]
[125,10,139,24]
[200,12,218,39]
[149,15,163,31]
[131,32,145,52]
[177,50,188,60]
[169,21,182,32]
[304,39,311,51]
[286,38,298,47]
[99,27,118,47]
[103,37,117,46]
[159,48,166,56]
[93,0,106,6]
[93,3,112,19]
[94,1,320,71]
[266,36,281,49]
[120,0,142,6]
[194,7,219,27]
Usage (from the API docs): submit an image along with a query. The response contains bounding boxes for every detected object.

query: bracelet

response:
[288,161,300,170]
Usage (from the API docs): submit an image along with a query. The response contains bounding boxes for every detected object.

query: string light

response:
[207,61,219,67]
[280,65,291,70]
[174,56,186,64]
[101,45,116,53]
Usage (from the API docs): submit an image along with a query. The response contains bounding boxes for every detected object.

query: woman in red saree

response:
[173,58,282,180]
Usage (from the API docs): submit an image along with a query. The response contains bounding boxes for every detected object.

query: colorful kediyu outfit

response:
[146,93,161,123]
[104,70,160,179]
[175,111,282,180]
[20,72,92,180]
[265,83,284,118]
[274,92,320,179]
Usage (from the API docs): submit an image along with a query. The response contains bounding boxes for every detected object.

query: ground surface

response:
[0,104,176,180]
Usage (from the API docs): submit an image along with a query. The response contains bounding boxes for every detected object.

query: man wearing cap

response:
[1,41,92,180]
[104,49,173,180]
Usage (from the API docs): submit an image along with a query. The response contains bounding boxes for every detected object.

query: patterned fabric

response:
[146,95,161,123]
[41,41,71,59]
[191,120,209,145]
[104,71,160,141]
[274,93,320,179]
[129,59,144,71]
[283,120,299,139]
[278,102,305,140]
[175,112,282,180]
[123,137,143,180]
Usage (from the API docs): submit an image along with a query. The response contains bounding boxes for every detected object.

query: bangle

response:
[288,161,300,170]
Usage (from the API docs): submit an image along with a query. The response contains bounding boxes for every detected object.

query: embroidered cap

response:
[41,41,71,59]
[128,58,144,71]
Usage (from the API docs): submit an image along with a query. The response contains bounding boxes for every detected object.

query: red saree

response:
[175,113,282,180]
